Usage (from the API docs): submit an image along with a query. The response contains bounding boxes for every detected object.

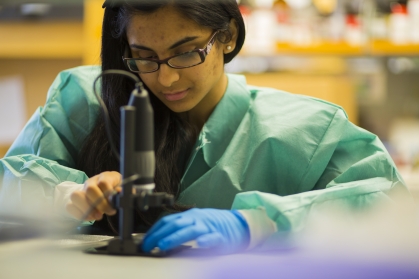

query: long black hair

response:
[77,0,246,231]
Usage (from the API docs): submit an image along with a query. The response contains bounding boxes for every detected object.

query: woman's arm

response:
[0,66,101,219]
[232,109,410,250]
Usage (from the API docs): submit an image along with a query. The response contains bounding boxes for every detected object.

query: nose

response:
[157,64,180,88]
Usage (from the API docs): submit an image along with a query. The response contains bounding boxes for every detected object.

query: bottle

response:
[273,0,291,44]
[345,14,365,46]
[408,0,419,43]
[245,0,277,54]
[388,3,410,45]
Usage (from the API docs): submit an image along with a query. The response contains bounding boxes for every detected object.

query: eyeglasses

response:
[123,31,219,74]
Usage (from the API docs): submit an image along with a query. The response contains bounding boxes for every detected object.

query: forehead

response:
[126,6,208,46]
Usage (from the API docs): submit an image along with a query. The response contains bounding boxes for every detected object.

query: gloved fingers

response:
[196,232,225,248]
[144,212,184,237]
[142,216,195,252]
[156,225,209,251]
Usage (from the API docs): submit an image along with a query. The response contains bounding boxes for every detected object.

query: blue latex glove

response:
[142,208,250,254]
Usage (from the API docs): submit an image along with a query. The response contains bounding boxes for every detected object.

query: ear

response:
[224,19,239,54]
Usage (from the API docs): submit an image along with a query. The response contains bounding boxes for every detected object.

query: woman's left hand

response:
[141,208,250,254]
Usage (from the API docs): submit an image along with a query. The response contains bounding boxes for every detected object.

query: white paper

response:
[0,76,26,144]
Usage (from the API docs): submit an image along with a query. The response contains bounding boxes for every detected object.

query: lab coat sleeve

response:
[0,66,100,218]
[232,108,409,250]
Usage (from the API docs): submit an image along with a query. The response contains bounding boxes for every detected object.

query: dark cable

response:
[92,69,142,162]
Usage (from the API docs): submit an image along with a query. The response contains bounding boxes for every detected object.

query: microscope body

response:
[107,86,173,255]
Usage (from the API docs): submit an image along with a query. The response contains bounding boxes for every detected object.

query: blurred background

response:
[0,0,418,197]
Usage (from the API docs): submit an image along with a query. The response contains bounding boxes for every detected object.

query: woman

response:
[0,0,407,253]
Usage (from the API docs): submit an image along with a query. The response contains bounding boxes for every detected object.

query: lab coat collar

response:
[199,74,251,168]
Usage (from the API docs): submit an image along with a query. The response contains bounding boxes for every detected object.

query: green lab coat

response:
[0,66,407,248]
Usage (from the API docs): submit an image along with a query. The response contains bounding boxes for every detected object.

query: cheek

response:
[139,74,155,91]
[210,47,224,75]
[194,50,223,81]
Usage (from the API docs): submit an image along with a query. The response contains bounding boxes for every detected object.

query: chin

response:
[165,102,194,114]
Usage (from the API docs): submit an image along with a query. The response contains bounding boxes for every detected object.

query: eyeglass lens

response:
[127,51,203,73]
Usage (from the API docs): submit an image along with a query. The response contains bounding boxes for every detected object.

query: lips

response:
[162,89,188,102]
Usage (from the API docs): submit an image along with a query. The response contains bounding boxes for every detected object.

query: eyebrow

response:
[130,36,200,51]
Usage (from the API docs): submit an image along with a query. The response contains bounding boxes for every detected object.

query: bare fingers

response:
[67,190,102,221]
[66,171,121,221]
[84,172,120,216]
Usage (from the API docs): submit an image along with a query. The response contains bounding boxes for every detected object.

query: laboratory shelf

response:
[0,21,83,59]
[273,41,419,56]
[0,21,417,60]
[370,40,419,56]
[275,42,364,56]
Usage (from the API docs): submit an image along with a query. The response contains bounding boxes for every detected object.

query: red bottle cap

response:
[391,3,408,14]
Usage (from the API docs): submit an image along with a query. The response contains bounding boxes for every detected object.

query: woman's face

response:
[126,6,231,123]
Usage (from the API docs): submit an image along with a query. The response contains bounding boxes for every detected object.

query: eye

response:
[174,45,198,55]
[141,54,158,59]
[138,50,158,59]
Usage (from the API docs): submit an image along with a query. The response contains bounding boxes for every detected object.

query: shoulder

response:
[250,84,345,115]
[244,82,348,129]
[224,74,348,133]
[223,78,350,146]
[40,65,102,136]
[226,73,346,119]
[43,65,101,115]
[5,66,102,159]
[47,65,101,100]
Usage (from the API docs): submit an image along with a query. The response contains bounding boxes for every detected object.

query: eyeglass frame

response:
[122,30,220,74]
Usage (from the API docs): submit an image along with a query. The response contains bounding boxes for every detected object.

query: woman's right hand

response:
[66,171,121,221]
